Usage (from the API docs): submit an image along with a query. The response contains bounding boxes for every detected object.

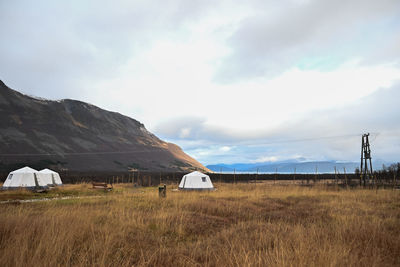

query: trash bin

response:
[158,184,167,198]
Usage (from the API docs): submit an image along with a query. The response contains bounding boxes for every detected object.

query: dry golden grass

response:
[0,183,399,267]
[0,183,113,201]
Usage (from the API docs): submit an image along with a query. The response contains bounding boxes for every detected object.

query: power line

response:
[242,133,368,147]
[0,132,381,157]
[214,132,379,148]
[0,148,167,157]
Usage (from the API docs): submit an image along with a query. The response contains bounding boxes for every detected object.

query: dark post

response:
[334,166,338,185]
[34,173,39,189]
[314,166,318,184]
[360,136,364,186]
[293,167,296,183]
[256,168,258,186]
[159,184,167,198]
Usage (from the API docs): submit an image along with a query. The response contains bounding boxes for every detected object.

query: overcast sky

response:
[1,0,400,165]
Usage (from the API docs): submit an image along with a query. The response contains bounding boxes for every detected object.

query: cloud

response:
[251,156,278,163]
[0,0,223,100]
[158,82,400,164]
[154,117,249,145]
[154,63,400,143]
[214,0,400,82]
[220,146,232,152]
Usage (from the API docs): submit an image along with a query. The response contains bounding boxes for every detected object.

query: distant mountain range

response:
[0,80,209,172]
[207,159,390,174]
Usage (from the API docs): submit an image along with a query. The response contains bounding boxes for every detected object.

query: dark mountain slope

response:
[0,80,209,172]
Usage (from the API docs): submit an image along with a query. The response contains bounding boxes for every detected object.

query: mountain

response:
[0,80,209,172]
[207,161,363,173]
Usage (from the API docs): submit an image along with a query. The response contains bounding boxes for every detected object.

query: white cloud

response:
[220,146,232,152]
[179,128,191,139]
[252,156,278,163]
[215,0,400,81]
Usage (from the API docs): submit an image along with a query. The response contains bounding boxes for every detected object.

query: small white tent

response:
[2,166,48,189]
[179,171,214,190]
[38,169,62,186]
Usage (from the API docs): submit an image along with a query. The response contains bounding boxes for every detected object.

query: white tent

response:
[2,166,48,189]
[38,169,63,186]
[179,171,214,190]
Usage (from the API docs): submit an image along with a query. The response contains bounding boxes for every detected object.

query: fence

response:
[0,170,398,189]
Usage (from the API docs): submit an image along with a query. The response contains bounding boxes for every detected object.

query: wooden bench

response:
[92,182,113,191]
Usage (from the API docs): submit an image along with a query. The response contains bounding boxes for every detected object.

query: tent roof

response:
[11,166,38,173]
[185,171,208,177]
[39,168,58,174]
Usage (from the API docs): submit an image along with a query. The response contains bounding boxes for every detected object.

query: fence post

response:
[256,168,258,186]
[293,167,296,184]
[314,166,318,184]
[334,166,338,185]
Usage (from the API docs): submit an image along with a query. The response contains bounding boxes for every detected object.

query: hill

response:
[0,80,208,172]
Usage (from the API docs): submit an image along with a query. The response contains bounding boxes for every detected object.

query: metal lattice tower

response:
[360,133,374,186]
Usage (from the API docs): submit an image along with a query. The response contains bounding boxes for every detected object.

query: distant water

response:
[216,171,355,174]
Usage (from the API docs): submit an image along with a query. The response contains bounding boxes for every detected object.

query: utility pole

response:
[360,133,374,187]
[293,167,296,183]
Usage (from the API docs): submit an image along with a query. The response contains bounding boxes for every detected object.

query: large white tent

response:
[38,169,63,186]
[179,171,214,190]
[2,166,48,189]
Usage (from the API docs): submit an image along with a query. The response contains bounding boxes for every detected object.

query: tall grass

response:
[0,183,399,266]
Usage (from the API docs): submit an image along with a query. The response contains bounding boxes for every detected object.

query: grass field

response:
[0,182,399,266]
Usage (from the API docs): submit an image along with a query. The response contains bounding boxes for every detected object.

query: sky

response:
[1,0,400,165]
